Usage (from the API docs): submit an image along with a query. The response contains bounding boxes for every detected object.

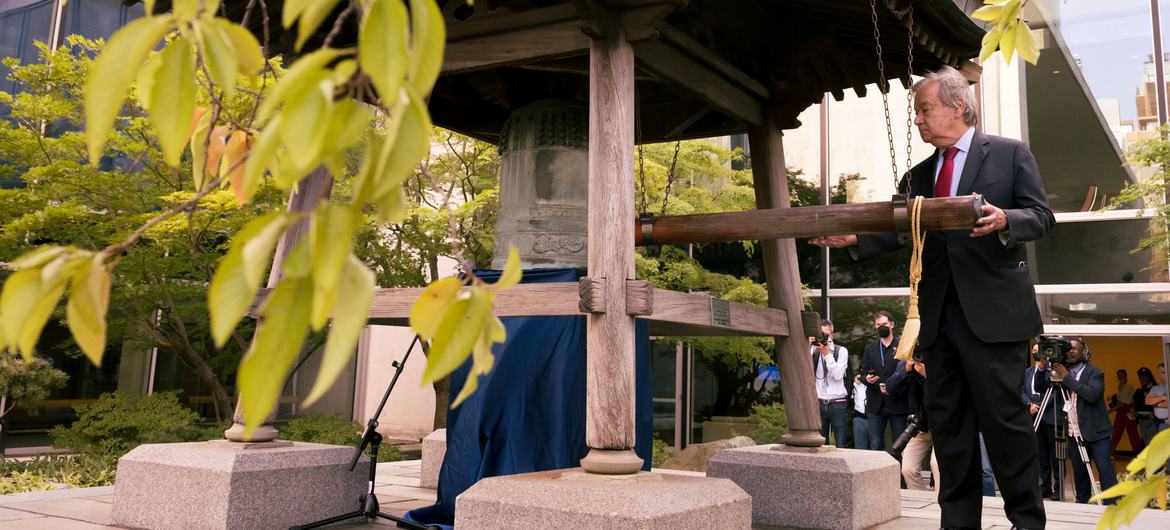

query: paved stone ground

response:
[0,459,1167,529]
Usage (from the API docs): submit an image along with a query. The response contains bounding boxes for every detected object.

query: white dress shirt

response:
[812,341,848,400]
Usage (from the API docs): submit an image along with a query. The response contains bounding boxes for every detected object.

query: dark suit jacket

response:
[885,360,927,427]
[1060,363,1113,443]
[857,129,1055,346]
[860,338,910,416]
[1022,365,1055,425]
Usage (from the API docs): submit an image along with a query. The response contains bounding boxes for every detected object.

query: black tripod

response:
[290,335,433,530]
[1033,372,1100,504]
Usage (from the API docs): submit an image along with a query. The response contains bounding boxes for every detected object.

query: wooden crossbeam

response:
[441,3,683,76]
[633,38,765,126]
[635,195,985,246]
[443,18,590,75]
[252,281,789,338]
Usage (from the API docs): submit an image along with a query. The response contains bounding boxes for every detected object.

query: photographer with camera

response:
[886,354,938,491]
[1050,338,1119,504]
[1021,343,1057,499]
[810,320,849,448]
[860,311,910,450]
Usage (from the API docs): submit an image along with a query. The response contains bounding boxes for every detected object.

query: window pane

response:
[62,0,142,41]
[1034,218,1166,284]
[1040,292,1170,325]
[823,295,909,372]
[0,0,54,101]
[1027,0,1153,212]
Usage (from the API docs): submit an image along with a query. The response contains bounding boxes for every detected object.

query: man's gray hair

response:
[911,66,979,126]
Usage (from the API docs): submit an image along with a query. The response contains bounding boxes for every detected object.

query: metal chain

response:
[903,3,916,196]
[869,0,900,193]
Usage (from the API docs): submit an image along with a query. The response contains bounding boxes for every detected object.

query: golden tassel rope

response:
[894,196,925,361]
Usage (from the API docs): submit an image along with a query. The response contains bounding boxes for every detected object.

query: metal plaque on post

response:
[710,298,731,327]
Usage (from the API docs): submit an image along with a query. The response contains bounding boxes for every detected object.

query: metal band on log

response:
[634,194,985,246]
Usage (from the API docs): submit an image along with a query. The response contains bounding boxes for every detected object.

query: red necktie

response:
[934,146,960,198]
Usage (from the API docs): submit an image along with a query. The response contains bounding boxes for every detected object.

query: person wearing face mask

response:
[860,310,910,450]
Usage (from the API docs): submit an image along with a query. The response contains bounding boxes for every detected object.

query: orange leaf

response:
[225,130,250,202]
[207,125,229,179]
[185,107,209,145]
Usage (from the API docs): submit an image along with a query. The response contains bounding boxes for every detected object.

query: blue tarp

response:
[405,268,652,529]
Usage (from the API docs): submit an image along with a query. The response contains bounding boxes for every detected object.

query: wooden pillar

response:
[747,124,824,448]
[224,167,334,442]
[579,11,642,474]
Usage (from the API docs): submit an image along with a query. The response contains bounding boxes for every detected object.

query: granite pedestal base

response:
[111,441,367,530]
[707,444,900,530]
[455,468,751,529]
[420,428,446,489]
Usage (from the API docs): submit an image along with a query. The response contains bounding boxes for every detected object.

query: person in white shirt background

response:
[810,319,849,447]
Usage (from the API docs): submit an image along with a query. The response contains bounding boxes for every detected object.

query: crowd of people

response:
[812,319,1170,505]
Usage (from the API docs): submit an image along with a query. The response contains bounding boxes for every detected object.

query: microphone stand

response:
[290,335,433,530]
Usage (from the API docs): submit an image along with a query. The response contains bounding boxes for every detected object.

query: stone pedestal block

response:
[420,428,446,489]
[707,444,900,530]
[111,441,367,530]
[455,468,751,529]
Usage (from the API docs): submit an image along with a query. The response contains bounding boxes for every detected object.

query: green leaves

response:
[1091,429,1170,529]
[284,0,345,51]
[65,255,112,366]
[496,247,522,289]
[237,275,312,436]
[309,203,357,329]
[208,212,292,348]
[149,37,197,168]
[304,255,375,406]
[973,0,1039,65]
[214,20,265,76]
[409,277,463,339]
[408,0,446,95]
[420,286,492,386]
[360,0,410,103]
[1,247,108,365]
[197,20,240,99]
[256,48,340,123]
[85,15,174,165]
[64,0,467,438]
[412,247,522,408]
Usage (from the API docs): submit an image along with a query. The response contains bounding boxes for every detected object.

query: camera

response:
[1036,335,1073,365]
[812,331,829,346]
[911,344,924,363]
[889,414,926,458]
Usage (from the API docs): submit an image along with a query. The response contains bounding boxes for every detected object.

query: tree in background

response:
[0,38,297,421]
[0,353,68,453]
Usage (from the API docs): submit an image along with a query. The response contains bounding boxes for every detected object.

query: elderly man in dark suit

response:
[811,66,1054,530]
[1053,338,1118,504]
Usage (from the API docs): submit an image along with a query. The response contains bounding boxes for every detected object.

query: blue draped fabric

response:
[405,268,652,529]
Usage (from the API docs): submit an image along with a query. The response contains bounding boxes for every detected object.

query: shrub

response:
[0,454,118,494]
[651,437,671,468]
[279,413,402,463]
[49,391,211,458]
[746,402,787,444]
[279,414,362,446]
